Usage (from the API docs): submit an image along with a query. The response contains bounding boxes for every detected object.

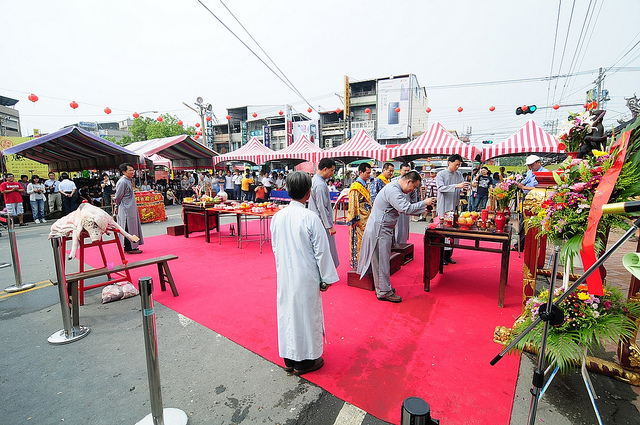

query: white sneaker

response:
[34,219,40,224]
[41,219,47,223]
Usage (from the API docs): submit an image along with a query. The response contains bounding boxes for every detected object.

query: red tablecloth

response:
[135,191,167,223]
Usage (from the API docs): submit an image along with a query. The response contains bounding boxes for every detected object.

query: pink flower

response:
[570,182,587,192]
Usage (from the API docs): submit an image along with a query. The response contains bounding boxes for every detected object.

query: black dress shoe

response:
[293,357,324,376]
[447,258,457,264]
[443,258,450,265]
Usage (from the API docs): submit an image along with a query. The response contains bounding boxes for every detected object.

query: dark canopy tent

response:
[1,126,150,172]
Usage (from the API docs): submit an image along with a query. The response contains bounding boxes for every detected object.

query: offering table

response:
[423,224,512,307]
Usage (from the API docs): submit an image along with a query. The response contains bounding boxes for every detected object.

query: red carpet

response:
[82,223,523,424]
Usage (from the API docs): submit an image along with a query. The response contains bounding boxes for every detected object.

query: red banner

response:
[135,191,167,223]
[580,131,630,295]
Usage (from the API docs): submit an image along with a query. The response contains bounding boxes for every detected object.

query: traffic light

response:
[481,140,493,144]
[516,105,537,115]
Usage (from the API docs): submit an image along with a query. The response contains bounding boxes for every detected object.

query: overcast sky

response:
[3,0,639,145]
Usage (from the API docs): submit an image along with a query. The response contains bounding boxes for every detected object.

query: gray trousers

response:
[371,236,393,297]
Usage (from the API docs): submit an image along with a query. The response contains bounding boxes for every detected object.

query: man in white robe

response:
[308,158,340,268]
[393,163,419,245]
[114,163,144,254]
[271,171,339,375]
[358,171,434,303]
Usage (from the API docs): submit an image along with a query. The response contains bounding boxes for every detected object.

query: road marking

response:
[333,402,366,425]
[0,280,53,299]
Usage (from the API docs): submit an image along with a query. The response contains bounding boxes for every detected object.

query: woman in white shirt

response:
[27,175,47,223]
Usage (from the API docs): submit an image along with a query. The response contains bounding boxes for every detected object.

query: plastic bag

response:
[101,281,139,304]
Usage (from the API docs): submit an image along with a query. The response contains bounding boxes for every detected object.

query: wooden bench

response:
[65,255,179,298]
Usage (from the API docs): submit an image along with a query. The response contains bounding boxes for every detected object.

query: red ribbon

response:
[580,130,630,295]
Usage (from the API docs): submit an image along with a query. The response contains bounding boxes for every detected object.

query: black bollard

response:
[401,397,439,425]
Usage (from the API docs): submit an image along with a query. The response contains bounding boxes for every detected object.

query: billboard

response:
[376,76,411,140]
[292,120,319,145]
[0,136,50,176]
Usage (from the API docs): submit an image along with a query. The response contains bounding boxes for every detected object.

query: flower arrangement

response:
[557,111,596,152]
[491,174,523,210]
[526,149,634,267]
[508,284,640,372]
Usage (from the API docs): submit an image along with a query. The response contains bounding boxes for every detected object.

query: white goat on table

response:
[49,203,140,259]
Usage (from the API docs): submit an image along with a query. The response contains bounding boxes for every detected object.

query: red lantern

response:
[195,122,200,127]
[195,135,199,140]
[426,107,431,113]
[395,107,401,113]
[489,106,495,112]
[104,107,112,115]
[553,104,560,110]
[335,108,341,114]
[252,112,257,118]
[457,107,463,113]
[206,116,211,122]
[28,93,39,103]
[307,107,312,113]
[522,105,528,112]
[279,110,284,116]
[197,130,202,136]
[157,116,163,122]
[365,108,371,114]
[132,112,139,119]
[177,120,183,126]
[226,115,231,120]
[70,101,79,110]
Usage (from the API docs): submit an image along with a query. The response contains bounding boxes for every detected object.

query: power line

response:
[552,0,576,104]
[545,0,563,122]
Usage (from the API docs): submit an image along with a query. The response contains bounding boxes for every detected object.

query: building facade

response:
[0,95,22,137]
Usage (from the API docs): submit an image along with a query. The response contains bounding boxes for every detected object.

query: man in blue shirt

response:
[513,155,548,251]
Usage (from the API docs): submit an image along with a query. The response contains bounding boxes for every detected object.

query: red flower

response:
[590,167,603,175]
[558,142,566,151]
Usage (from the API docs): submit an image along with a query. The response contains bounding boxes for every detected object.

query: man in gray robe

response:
[114,163,144,254]
[308,158,339,268]
[393,163,419,245]
[271,171,339,375]
[436,154,469,264]
[357,171,435,303]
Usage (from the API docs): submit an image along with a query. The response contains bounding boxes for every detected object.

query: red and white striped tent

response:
[318,129,388,162]
[262,135,322,163]
[481,120,561,161]
[212,137,275,165]
[387,121,479,161]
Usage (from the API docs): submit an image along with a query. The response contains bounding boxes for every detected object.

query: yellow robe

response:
[347,181,371,269]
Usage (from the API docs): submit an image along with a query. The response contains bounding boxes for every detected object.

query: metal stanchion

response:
[136,276,187,425]
[47,237,90,344]
[4,216,36,293]
[401,397,439,424]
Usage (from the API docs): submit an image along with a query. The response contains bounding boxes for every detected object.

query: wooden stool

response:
[392,243,414,265]
[390,252,403,275]
[347,269,374,291]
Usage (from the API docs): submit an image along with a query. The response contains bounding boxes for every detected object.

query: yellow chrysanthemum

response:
[592,150,608,157]
[578,292,590,301]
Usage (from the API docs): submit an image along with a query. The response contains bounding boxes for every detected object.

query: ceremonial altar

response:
[424,224,512,307]
[134,190,167,223]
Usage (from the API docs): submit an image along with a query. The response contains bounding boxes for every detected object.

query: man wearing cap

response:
[514,155,548,251]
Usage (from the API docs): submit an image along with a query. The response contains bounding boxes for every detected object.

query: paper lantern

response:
[195,122,200,127]
[395,107,401,113]
[279,110,284,115]
[197,130,202,136]
[206,116,211,121]
[226,115,231,120]
[365,108,371,114]
[28,93,39,103]
[157,116,163,122]
[104,107,112,114]
[553,104,560,110]
[307,107,312,113]
[177,120,183,126]
[70,101,79,110]
[195,135,199,140]
[426,107,431,113]
[457,107,463,113]
[252,112,257,118]
[132,112,140,119]
[335,108,342,114]
[489,106,495,112]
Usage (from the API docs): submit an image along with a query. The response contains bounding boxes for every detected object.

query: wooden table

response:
[423,224,512,307]
[182,203,220,243]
